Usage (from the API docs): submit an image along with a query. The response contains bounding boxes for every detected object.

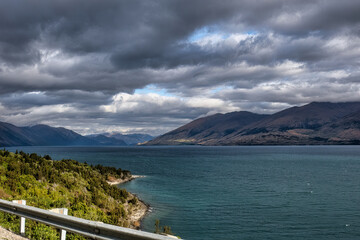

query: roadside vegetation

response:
[0,149,140,239]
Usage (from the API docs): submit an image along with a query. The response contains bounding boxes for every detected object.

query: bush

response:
[0,151,138,239]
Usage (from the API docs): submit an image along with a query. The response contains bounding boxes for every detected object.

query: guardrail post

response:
[12,200,26,236]
[50,208,68,240]
[0,199,177,240]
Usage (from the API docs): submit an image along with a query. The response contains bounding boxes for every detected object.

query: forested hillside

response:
[0,150,144,239]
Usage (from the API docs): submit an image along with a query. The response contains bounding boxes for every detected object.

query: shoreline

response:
[107,175,146,185]
[107,175,149,229]
[127,193,150,229]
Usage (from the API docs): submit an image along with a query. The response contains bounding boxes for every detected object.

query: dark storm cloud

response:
[0,90,111,109]
[0,0,358,78]
[0,0,359,134]
[270,1,360,36]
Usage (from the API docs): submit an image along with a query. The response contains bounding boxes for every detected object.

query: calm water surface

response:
[6,146,360,240]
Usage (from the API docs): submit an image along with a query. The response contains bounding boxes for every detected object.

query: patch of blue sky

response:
[187,26,210,42]
[187,26,228,42]
[187,26,257,43]
[134,84,174,97]
[246,30,258,35]
[210,85,233,94]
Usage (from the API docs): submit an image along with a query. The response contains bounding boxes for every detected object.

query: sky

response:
[0,0,360,136]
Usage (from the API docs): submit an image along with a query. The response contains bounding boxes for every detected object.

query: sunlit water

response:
[7,146,360,240]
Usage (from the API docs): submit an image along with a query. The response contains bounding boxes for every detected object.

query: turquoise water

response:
[6,146,360,240]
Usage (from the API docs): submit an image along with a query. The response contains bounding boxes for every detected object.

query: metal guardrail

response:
[0,199,177,240]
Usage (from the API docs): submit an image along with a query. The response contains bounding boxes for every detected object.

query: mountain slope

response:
[148,111,267,145]
[0,122,34,146]
[219,102,360,145]
[242,102,360,131]
[146,102,360,145]
[86,134,127,146]
[0,122,152,147]
[0,123,123,147]
[23,124,97,146]
[102,133,154,145]
[317,110,360,144]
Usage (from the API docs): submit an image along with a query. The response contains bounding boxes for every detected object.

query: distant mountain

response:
[0,120,155,147]
[85,134,127,146]
[147,111,266,145]
[0,122,34,146]
[0,123,132,147]
[145,102,360,145]
[101,132,154,145]
[23,125,97,146]
[0,122,97,146]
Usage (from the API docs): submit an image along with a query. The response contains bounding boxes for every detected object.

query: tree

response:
[155,219,160,234]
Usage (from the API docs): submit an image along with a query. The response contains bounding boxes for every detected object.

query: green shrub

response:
[0,150,137,239]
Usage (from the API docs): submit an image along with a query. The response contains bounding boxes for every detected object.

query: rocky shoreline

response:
[107,175,146,185]
[107,175,149,229]
[127,193,149,229]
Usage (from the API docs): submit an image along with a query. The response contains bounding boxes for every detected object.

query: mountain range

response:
[2,102,360,147]
[86,132,154,146]
[0,122,153,147]
[145,102,360,145]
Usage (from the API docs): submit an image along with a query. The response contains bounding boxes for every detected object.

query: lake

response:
[6,146,360,240]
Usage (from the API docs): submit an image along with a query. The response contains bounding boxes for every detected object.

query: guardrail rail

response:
[0,199,178,240]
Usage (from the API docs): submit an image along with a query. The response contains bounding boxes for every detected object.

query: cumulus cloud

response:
[0,0,359,134]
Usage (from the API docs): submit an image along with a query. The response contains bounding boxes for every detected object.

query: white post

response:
[49,208,68,240]
[60,208,68,240]
[12,200,26,236]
